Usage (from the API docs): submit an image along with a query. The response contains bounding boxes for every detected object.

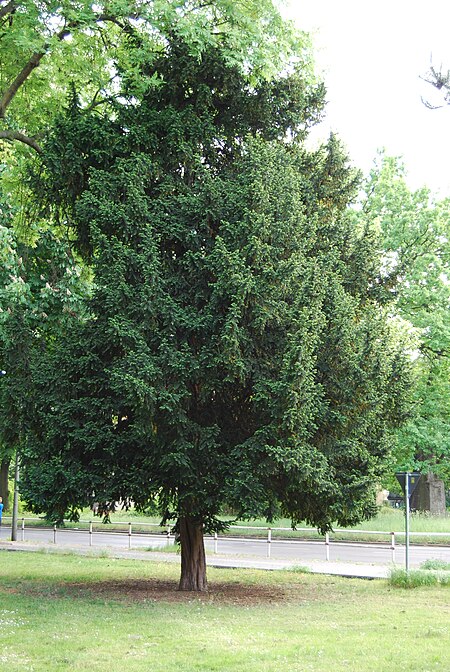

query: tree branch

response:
[0,7,144,120]
[421,96,443,110]
[0,0,17,20]
[0,50,47,118]
[0,20,73,118]
[420,64,450,109]
[0,11,130,119]
[0,129,42,153]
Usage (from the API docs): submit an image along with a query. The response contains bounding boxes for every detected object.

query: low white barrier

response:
[2,516,449,563]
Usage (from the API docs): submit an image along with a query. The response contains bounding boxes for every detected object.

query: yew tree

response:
[20,31,409,590]
[0,0,312,518]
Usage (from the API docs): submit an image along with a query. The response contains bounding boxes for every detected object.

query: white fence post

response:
[8,518,445,567]
[390,531,396,564]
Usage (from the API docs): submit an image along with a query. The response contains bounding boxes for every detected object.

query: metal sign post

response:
[11,450,19,541]
[405,473,410,572]
[395,472,421,572]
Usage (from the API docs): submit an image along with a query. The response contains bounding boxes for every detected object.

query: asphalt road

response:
[1,525,449,568]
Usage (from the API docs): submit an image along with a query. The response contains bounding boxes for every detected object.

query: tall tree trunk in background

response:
[0,458,10,510]
[178,516,208,591]
[410,472,446,514]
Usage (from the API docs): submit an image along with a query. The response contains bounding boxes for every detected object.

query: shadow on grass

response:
[2,577,292,605]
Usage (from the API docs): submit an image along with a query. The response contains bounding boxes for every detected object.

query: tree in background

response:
[354,153,450,512]
[0,181,89,509]
[0,0,305,154]
[19,26,410,590]
[421,64,450,109]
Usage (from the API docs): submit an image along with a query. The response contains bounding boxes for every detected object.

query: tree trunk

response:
[178,516,208,592]
[410,472,446,514]
[0,458,10,510]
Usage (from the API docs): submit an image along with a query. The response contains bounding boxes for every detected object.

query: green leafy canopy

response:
[354,153,450,486]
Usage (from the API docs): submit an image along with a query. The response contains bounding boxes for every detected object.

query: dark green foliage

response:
[20,37,409,539]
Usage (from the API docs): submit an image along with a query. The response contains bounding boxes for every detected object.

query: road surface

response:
[1,525,449,568]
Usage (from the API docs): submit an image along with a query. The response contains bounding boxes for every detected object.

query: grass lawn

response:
[0,551,449,671]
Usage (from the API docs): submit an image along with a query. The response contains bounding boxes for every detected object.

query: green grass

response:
[287,565,312,574]
[1,551,450,671]
[145,543,178,553]
[421,559,450,571]
[389,568,450,588]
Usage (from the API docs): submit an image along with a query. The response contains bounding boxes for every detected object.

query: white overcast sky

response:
[283,0,450,195]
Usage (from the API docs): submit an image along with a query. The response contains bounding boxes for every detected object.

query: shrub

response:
[389,569,450,588]
[420,559,450,571]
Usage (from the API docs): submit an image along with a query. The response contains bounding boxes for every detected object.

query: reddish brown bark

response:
[178,516,208,592]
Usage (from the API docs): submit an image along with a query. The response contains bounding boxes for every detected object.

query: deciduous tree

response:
[0,185,89,509]
[0,0,307,154]
[354,154,450,508]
